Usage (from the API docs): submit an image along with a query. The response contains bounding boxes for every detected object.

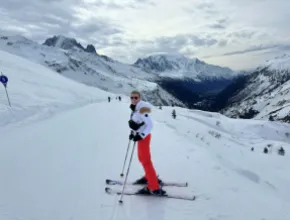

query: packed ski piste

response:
[105,90,196,202]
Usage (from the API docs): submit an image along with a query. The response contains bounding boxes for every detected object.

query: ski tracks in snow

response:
[153,106,290,220]
[1,101,290,220]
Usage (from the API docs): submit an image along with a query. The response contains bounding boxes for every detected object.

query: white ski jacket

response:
[130,100,153,138]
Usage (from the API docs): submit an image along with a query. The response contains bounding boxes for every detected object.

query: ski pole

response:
[119,141,136,204]
[120,131,134,177]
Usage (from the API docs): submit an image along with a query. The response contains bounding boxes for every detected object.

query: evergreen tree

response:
[278,147,285,156]
[269,115,274,121]
[172,109,176,119]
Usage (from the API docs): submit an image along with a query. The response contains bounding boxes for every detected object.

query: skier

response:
[128,90,166,196]
[118,96,122,101]
[108,96,111,102]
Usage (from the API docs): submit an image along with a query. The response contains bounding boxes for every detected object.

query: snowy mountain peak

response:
[43,35,97,54]
[85,44,97,54]
[0,35,34,45]
[134,53,234,80]
[147,52,188,62]
[217,52,290,122]
[134,53,189,72]
[263,53,290,71]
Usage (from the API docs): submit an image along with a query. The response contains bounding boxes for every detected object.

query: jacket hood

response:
[135,100,153,112]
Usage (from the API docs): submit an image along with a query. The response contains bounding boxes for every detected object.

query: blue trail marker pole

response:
[0,73,11,107]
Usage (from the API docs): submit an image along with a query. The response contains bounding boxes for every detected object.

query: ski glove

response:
[128,120,144,131]
[133,133,144,142]
[129,132,134,140]
[130,104,136,111]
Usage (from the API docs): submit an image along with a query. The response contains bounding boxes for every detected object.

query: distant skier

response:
[108,96,111,102]
[128,90,166,196]
[118,96,121,101]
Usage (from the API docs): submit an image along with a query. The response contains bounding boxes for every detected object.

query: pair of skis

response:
[105,179,196,201]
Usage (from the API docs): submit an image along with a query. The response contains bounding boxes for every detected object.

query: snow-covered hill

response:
[217,54,290,122]
[0,49,109,128]
[0,35,183,107]
[1,48,290,220]
[134,53,234,81]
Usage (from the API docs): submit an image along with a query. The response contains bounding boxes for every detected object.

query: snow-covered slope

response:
[219,54,290,122]
[134,53,235,81]
[1,49,290,220]
[0,35,184,107]
[0,49,109,128]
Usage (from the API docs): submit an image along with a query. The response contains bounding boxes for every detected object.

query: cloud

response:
[188,35,218,47]
[227,30,257,39]
[133,0,156,6]
[73,21,122,36]
[1,0,290,70]
[183,1,229,32]
[222,44,280,56]
[208,17,228,29]
[0,0,123,42]
[122,34,225,61]
[185,1,219,16]
[195,1,218,15]
[81,0,155,10]
[153,35,219,50]
[218,40,228,47]
[203,43,290,59]
[208,24,226,29]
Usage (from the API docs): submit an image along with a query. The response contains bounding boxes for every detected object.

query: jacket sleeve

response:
[138,105,153,138]
[140,114,153,138]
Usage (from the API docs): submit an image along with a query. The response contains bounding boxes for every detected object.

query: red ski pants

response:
[137,134,159,190]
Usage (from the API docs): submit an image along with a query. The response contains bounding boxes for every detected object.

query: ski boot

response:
[133,176,163,185]
[133,176,148,185]
[136,186,167,196]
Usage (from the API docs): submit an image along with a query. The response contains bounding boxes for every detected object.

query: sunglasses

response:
[130,96,139,100]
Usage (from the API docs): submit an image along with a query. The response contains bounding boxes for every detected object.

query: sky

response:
[0,0,290,70]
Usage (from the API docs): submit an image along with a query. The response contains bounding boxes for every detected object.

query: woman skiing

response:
[128,90,166,196]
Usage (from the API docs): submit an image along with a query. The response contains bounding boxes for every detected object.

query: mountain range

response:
[0,34,289,123]
[0,35,238,107]
[0,35,182,107]
[211,54,290,123]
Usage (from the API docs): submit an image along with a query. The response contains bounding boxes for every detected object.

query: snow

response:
[1,50,290,220]
[0,50,109,128]
[54,35,67,48]
[265,53,290,71]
